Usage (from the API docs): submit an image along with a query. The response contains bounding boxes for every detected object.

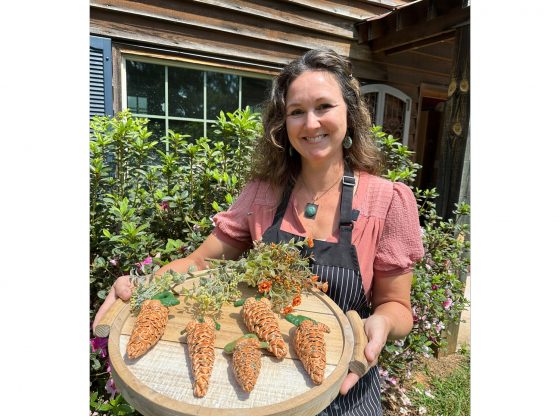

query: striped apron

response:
[262,165,382,416]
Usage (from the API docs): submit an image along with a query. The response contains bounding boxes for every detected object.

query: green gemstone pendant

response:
[304,203,318,219]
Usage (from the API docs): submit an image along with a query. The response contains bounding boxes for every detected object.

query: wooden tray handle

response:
[345,310,371,378]
[93,299,129,338]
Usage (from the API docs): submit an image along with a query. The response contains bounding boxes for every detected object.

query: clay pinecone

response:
[232,337,263,392]
[242,297,287,359]
[186,319,215,397]
[126,299,169,359]
[293,319,330,384]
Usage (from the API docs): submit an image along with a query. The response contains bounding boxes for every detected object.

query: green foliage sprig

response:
[182,262,245,320]
[129,270,187,313]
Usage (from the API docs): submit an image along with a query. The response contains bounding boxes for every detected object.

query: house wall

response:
[90,0,454,154]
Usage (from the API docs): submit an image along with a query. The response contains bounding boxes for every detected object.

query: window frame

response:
[361,84,412,146]
[120,53,272,140]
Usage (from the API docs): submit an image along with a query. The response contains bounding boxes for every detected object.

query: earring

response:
[288,145,293,157]
[343,135,353,149]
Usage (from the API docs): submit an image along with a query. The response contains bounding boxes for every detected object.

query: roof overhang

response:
[356,0,470,55]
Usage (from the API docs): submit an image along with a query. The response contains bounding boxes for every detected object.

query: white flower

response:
[425,390,435,398]
[399,407,409,414]
[400,393,412,406]
[419,406,427,414]
[424,321,432,330]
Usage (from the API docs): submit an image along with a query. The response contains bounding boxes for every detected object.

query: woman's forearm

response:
[370,301,413,341]
[155,233,245,277]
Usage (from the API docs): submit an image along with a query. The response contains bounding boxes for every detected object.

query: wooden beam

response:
[90,0,373,61]
[384,31,455,55]
[355,0,398,11]
[90,9,302,66]
[279,0,389,21]
[190,0,355,39]
[367,6,469,53]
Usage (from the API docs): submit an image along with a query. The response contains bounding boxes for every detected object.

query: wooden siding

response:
[90,0,420,80]
[90,0,460,149]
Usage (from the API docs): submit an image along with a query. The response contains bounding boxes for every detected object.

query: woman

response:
[93,48,424,415]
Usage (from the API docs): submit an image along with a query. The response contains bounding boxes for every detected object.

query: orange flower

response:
[292,295,301,307]
[321,282,329,293]
[311,275,319,282]
[282,305,293,315]
[306,236,314,248]
[258,280,272,293]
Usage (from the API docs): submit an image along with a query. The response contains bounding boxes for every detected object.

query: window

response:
[361,84,412,146]
[123,57,272,147]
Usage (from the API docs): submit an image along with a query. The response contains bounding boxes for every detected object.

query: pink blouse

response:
[211,172,424,301]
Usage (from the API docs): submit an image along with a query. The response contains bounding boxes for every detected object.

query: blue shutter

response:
[90,36,113,117]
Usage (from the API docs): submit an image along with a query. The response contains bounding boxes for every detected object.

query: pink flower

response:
[142,256,153,265]
[159,201,169,211]
[105,377,117,399]
[90,337,108,352]
[431,284,438,290]
[436,322,445,333]
[91,337,108,358]
[109,258,119,267]
[443,298,453,310]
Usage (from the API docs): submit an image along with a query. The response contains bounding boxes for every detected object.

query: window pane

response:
[146,118,166,160]
[168,67,204,118]
[241,77,271,112]
[169,120,204,141]
[207,72,239,120]
[126,60,165,115]
[363,92,378,125]
[206,122,222,141]
[383,94,406,139]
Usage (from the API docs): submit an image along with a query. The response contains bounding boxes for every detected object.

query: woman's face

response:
[285,70,347,167]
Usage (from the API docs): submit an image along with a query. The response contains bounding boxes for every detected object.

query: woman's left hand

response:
[339,314,390,395]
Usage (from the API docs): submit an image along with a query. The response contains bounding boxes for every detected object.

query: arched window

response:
[361,84,412,146]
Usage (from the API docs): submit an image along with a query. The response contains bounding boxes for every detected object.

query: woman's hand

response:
[92,275,133,331]
[339,314,390,395]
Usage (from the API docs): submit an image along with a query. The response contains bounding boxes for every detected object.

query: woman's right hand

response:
[92,275,133,333]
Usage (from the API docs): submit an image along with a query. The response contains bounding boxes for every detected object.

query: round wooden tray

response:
[107,279,355,416]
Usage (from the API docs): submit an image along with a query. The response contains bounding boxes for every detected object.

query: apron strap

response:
[339,163,355,244]
[270,182,294,229]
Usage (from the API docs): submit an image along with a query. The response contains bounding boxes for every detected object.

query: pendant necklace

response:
[301,176,341,220]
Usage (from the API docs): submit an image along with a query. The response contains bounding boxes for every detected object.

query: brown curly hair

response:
[249,48,383,193]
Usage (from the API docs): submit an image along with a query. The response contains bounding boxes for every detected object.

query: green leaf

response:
[151,290,179,307]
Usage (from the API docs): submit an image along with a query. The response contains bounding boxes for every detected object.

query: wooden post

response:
[435,23,471,357]
[435,24,470,220]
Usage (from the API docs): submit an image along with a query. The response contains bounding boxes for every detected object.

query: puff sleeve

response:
[373,181,424,277]
[211,181,259,251]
